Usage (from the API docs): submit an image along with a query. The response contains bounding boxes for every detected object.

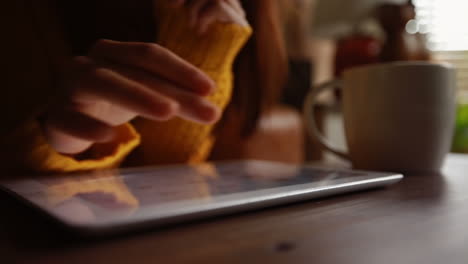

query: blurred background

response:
[276,0,468,162]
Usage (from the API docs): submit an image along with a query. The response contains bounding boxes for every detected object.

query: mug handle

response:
[303,80,350,160]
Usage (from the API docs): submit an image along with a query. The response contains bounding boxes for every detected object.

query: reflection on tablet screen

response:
[1,161,396,229]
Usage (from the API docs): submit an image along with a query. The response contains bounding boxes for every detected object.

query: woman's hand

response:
[172,0,248,34]
[42,40,219,154]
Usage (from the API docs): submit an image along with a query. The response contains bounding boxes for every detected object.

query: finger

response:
[69,56,179,122]
[107,62,221,124]
[43,110,116,154]
[43,128,93,155]
[70,100,137,127]
[218,0,248,26]
[187,0,213,27]
[89,40,215,96]
[224,0,245,17]
[197,4,219,34]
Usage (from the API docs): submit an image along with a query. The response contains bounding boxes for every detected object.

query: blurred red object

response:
[334,35,382,77]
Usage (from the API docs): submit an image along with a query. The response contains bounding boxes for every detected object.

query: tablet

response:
[0,161,402,236]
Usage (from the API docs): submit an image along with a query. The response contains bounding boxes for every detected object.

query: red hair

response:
[230,0,288,136]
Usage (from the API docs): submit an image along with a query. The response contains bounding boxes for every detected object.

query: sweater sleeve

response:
[128,2,252,165]
[0,120,140,174]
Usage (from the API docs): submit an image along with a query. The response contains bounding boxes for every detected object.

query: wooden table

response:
[2,154,468,264]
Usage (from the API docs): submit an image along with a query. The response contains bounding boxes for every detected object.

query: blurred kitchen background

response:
[278,0,468,161]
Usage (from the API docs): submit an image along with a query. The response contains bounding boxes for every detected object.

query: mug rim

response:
[343,61,455,76]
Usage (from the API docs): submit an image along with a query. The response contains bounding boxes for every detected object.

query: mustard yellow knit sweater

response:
[2,3,251,174]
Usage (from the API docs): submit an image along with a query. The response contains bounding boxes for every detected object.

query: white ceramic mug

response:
[304,62,457,173]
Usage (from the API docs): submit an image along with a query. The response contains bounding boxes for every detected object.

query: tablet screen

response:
[0,161,402,234]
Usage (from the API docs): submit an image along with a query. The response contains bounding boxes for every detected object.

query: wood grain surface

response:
[2,154,468,264]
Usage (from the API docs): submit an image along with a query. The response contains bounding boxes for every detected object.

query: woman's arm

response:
[0,0,250,174]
